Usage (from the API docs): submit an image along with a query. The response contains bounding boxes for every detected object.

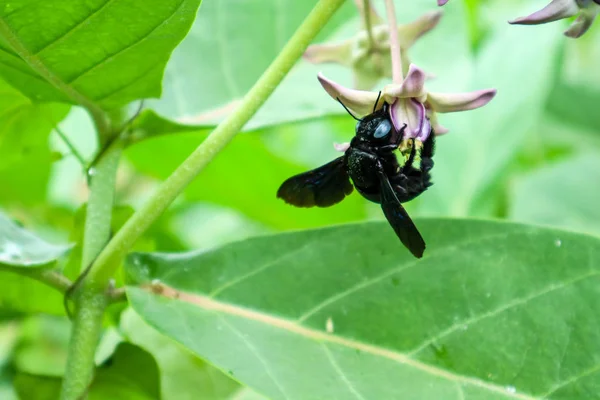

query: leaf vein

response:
[408,270,600,356]
[219,315,291,400]
[66,0,186,86]
[137,285,537,400]
[32,0,115,55]
[296,231,521,322]
[321,343,367,400]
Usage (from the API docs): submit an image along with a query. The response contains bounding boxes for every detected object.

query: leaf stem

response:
[86,0,346,285]
[60,134,123,399]
[54,125,87,168]
[384,0,403,84]
[0,267,72,292]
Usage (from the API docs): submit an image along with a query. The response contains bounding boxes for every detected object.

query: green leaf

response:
[126,219,600,399]
[121,308,240,400]
[0,77,69,205]
[147,0,355,129]
[0,274,65,314]
[14,342,160,400]
[125,131,366,229]
[545,82,600,135]
[0,212,69,267]
[0,212,70,314]
[0,0,201,109]
[510,153,600,237]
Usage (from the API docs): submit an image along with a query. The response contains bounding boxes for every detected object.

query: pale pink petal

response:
[426,89,497,113]
[508,0,579,24]
[317,72,380,116]
[304,41,353,66]
[564,6,599,38]
[429,112,450,135]
[383,64,427,99]
[438,0,450,5]
[333,142,351,152]
[397,10,443,49]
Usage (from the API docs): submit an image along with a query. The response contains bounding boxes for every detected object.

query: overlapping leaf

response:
[0,0,202,109]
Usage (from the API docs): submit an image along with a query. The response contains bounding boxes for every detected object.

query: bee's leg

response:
[402,139,417,171]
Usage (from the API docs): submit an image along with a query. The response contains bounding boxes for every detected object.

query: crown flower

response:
[509,0,600,38]
[318,64,496,143]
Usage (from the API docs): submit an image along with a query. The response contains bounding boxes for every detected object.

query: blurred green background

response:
[0,0,598,398]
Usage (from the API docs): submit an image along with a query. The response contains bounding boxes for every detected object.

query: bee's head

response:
[355,103,395,143]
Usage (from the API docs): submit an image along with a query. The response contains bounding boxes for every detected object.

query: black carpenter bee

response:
[277,94,435,258]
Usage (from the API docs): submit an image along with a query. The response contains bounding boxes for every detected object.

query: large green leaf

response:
[0,0,201,109]
[126,219,600,399]
[510,153,600,237]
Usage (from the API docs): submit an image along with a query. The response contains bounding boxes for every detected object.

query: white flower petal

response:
[304,41,353,66]
[397,11,443,50]
[317,72,380,116]
[508,0,579,24]
[427,89,497,113]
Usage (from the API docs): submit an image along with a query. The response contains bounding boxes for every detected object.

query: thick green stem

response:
[60,140,122,399]
[87,0,346,285]
[60,288,107,400]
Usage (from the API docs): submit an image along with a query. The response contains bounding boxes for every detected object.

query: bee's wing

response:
[277,157,353,208]
[377,170,426,258]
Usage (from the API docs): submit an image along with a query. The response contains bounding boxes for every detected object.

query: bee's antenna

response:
[373,91,382,113]
[336,97,362,121]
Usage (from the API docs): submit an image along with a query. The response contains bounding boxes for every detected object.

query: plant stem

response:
[384,0,403,84]
[87,0,346,285]
[361,0,377,49]
[60,138,122,399]
[0,267,72,292]
[60,288,107,400]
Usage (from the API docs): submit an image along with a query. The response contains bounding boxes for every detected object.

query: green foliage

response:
[1,0,600,398]
[14,342,161,399]
[126,220,600,399]
[0,0,201,109]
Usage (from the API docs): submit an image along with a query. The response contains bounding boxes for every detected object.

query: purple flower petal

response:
[438,0,450,5]
[389,98,430,141]
[508,0,579,25]
[384,64,427,99]
[427,89,497,113]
